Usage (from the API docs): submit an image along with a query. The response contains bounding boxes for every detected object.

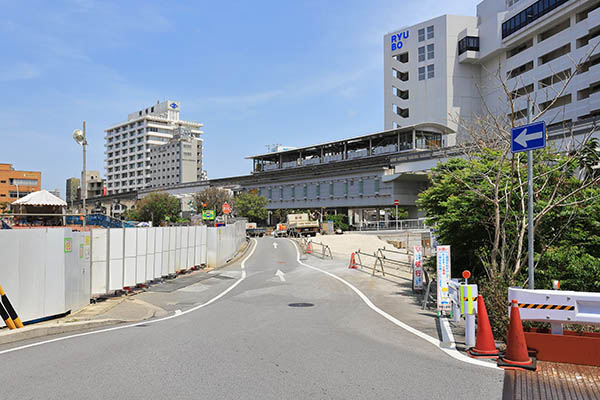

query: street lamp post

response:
[73,122,87,232]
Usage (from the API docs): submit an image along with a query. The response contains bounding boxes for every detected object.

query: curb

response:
[0,319,123,346]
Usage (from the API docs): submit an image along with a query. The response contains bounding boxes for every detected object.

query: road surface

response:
[0,238,504,399]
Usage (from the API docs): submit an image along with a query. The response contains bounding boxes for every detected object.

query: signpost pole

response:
[527,98,534,289]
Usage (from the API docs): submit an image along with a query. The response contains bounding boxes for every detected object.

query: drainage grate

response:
[288,303,314,308]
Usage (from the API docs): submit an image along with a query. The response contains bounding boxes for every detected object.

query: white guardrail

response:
[0,222,247,324]
[508,287,600,334]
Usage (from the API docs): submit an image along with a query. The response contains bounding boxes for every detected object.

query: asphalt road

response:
[0,238,504,399]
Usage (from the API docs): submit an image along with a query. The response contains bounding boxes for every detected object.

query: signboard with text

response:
[413,245,423,290]
[202,210,215,220]
[436,246,451,312]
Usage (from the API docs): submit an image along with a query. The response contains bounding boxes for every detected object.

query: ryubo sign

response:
[413,245,424,290]
[391,30,409,51]
[436,246,451,312]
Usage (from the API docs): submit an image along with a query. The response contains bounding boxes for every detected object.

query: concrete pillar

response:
[412,128,416,150]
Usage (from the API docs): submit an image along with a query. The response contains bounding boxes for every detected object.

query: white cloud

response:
[0,63,42,82]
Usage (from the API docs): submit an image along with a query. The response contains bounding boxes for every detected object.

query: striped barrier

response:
[0,285,23,328]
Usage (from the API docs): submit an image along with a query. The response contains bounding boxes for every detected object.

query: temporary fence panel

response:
[44,229,66,318]
[136,228,147,285]
[146,228,155,282]
[108,228,124,291]
[179,226,188,270]
[123,228,137,287]
[65,231,91,314]
[17,229,48,321]
[174,226,182,271]
[187,226,195,268]
[206,227,217,268]
[155,227,164,278]
[194,226,204,266]
[0,230,21,319]
[168,227,177,274]
[161,227,170,276]
[90,229,108,295]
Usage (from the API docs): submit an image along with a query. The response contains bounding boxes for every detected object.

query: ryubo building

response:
[384,0,600,142]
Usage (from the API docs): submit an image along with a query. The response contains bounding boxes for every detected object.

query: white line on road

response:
[0,239,258,356]
[275,269,286,282]
[290,240,497,370]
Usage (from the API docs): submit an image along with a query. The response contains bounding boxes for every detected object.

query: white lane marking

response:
[272,242,278,249]
[290,240,497,370]
[0,240,258,356]
[275,269,286,282]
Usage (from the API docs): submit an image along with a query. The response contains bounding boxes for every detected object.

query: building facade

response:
[104,101,204,195]
[385,0,600,136]
[65,177,80,204]
[150,128,205,188]
[82,170,105,199]
[0,163,41,204]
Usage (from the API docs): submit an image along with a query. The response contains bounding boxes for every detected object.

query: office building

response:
[150,127,205,188]
[0,163,41,203]
[384,0,600,140]
[104,101,204,195]
[66,177,80,203]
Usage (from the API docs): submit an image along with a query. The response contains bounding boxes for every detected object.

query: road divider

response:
[0,285,23,328]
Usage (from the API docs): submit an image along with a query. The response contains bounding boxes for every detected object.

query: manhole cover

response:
[288,303,314,307]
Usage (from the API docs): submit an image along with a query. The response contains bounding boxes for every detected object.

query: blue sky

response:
[0,0,480,196]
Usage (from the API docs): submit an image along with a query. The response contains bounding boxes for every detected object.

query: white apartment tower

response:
[104,101,204,195]
[385,0,600,141]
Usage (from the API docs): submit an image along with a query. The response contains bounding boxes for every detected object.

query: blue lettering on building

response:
[391,30,409,51]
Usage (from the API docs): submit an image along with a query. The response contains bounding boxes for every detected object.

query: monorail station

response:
[228,123,455,227]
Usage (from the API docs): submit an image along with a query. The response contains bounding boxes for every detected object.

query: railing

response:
[353,250,385,276]
[375,246,411,280]
[306,240,333,259]
[352,218,428,231]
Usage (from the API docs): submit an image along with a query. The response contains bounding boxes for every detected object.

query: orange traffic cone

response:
[306,242,312,254]
[467,295,500,358]
[497,299,536,371]
[348,253,358,269]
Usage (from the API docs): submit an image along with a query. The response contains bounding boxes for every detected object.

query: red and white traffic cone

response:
[349,253,358,269]
[306,242,312,254]
[497,299,536,370]
[467,295,500,358]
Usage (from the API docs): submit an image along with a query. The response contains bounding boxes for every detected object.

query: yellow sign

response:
[85,235,90,246]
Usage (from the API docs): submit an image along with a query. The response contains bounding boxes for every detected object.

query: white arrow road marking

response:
[272,242,278,249]
[275,269,286,282]
[515,127,543,147]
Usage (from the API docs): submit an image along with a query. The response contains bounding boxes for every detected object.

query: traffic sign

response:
[394,199,399,206]
[511,121,546,153]
[222,202,231,215]
[202,210,215,220]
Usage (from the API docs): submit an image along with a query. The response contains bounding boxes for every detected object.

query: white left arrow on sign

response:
[275,269,286,282]
[514,127,543,148]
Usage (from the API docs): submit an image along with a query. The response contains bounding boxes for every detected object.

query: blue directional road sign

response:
[511,121,546,153]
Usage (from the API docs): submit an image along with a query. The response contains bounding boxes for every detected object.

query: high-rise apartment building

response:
[385,0,600,141]
[150,127,205,188]
[0,163,41,203]
[104,101,204,195]
[65,177,80,204]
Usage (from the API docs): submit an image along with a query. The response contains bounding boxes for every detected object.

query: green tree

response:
[324,214,349,231]
[193,187,232,216]
[134,192,180,226]
[233,192,268,223]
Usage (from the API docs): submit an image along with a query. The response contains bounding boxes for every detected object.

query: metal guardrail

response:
[351,218,428,232]
[509,287,600,335]
[306,240,333,259]
[375,246,411,280]
[353,250,385,276]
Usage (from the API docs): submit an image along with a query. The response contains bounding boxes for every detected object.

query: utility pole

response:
[82,121,87,233]
[527,99,534,289]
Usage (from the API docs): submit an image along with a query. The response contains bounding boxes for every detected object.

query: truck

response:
[245,222,266,237]
[286,213,319,237]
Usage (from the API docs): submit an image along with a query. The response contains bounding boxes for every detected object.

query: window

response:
[418,28,425,42]
[291,186,295,199]
[418,46,425,62]
[303,185,307,198]
[374,179,380,194]
[329,183,334,197]
[427,25,434,39]
[458,36,480,55]
[279,187,283,199]
[502,0,571,39]
[427,64,435,79]
[10,178,37,186]
[418,66,426,81]
[427,43,434,59]
[359,180,364,195]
